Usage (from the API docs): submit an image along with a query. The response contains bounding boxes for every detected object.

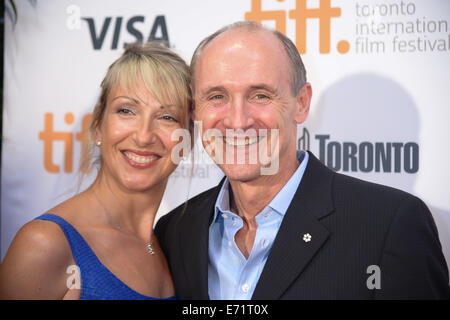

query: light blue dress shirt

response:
[208,150,309,300]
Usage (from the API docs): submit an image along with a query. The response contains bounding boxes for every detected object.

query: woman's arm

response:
[0,220,76,299]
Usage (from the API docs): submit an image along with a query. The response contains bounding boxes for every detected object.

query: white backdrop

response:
[2,0,450,274]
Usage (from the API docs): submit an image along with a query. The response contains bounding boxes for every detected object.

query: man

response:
[155,21,450,299]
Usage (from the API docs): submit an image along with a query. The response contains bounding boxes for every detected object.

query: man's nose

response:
[223,97,255,130]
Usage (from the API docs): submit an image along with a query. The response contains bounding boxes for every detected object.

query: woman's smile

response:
[122,150,162,169]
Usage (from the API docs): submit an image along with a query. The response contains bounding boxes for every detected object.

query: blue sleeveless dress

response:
[35,213,176,300]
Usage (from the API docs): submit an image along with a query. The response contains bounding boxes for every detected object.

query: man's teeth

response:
[224,136,260,146]
[124,152,159,163]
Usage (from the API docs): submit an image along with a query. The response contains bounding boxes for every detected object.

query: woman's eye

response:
[160,115,178,122]
[117,107,134,115]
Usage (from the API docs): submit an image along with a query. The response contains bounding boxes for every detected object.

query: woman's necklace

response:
[91,188,155,255]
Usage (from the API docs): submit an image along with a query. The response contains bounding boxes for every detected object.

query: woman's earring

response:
[96,140,102,146]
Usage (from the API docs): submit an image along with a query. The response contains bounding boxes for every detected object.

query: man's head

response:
[191,21,312,184]
[191,21,307,97]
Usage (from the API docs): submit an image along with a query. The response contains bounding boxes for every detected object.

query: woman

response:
[0,42,191,299]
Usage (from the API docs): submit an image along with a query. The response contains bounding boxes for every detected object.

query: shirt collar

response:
[213,150,309,223]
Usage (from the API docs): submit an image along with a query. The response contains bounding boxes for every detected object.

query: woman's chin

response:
[119,175,168,193]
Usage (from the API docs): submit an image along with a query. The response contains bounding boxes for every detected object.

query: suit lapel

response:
[252,152,335,299]
[178,180,224,299]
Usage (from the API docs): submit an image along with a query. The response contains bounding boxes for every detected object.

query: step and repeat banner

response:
[2,0,450,271]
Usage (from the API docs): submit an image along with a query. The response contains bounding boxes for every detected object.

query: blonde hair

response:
[80,41,192,175]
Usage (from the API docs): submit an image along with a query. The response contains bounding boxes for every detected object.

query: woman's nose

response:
[134,118,157,147]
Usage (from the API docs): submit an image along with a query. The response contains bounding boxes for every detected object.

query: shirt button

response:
[261,239,267,248]
[222,213,228,219]
[228,241,233,247]
[242,284,250,293]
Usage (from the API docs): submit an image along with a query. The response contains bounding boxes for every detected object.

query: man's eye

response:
[250,93,271,104]
[209,94,224,100]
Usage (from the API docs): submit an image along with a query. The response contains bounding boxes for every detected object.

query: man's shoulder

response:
[305,152,420,208]
[155,183,222,249]
[157,183,222,226]
[333,171,419,205]
[326,171,431,229]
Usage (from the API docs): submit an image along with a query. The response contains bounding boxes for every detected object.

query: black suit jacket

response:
[155,152,450,299]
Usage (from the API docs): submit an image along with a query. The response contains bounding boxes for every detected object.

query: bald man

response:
[155,21,450,300]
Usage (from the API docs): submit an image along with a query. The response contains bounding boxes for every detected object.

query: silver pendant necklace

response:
[92,188,155,255]
[146,243,155,255]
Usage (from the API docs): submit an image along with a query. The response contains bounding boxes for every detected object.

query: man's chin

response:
[219,164,263,183]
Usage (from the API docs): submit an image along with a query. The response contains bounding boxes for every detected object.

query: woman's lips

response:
[122,150,161,168]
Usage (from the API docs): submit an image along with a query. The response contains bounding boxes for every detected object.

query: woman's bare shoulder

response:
[48,191,96,225]
[0,214,76,299]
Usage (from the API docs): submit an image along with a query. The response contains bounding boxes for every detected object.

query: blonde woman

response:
[0,42,191,299]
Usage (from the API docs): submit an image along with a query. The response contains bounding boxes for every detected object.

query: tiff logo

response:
[39,113,92,173]
[245,0,349,54]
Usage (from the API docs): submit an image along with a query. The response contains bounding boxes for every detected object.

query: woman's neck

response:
[88,174,167,242]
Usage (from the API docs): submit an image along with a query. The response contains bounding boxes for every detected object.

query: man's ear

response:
[294,82,312,124]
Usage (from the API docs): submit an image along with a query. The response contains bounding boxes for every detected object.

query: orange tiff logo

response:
[39,112,92,173]
[245,0,349,54]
